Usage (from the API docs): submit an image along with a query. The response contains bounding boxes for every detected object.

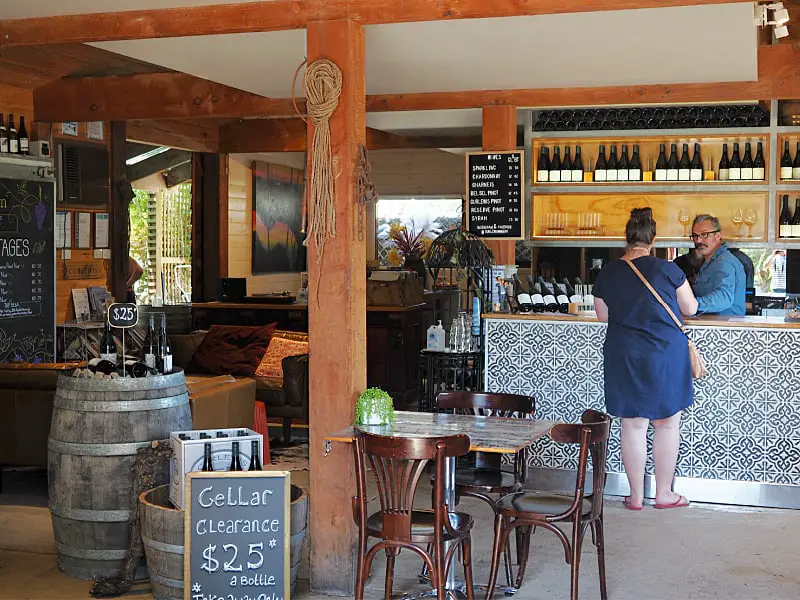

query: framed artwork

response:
[251,161,306,274]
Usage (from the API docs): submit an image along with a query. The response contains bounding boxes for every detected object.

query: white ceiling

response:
[0,0,261,19]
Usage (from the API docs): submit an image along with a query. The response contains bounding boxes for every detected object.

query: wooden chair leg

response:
[283,417,292,444]
[354,533,368,600]
[385,548,398,600]
[570,523,583,600]
[595,518,608,600]
[483,513,507,600]
[435,540,447,600]
[462,535,475,600]
[514,522,533,590]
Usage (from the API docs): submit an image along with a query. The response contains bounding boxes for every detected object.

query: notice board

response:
[185,470,291,600]
[0,177,55,362]
[465,151,524,240]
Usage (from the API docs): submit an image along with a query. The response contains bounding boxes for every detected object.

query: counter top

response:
[193,302,425,312]
[483,312,800,330]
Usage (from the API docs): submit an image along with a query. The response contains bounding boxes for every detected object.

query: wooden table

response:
[325,411,556,598]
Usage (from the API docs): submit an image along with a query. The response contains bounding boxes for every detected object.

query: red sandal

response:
[623,496,643,511]
[654,495,690,509]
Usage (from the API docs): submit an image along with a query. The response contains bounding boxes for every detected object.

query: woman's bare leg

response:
[621,417,648,507]
[652,412,683,505]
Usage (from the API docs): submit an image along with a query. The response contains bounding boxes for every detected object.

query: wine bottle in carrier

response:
[229,441,243,471]
[248,440,263,471]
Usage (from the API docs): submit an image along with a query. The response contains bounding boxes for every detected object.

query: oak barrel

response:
[140,485,183,600]
[48,369,191,580]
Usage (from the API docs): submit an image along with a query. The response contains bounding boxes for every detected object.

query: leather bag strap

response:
[623,258,688,335]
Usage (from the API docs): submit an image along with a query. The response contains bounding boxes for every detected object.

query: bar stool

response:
[484,409,611,600]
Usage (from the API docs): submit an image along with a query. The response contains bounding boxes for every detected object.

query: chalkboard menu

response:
[186,471,290,600]
[466,151,524,240]
[0,177,55,362]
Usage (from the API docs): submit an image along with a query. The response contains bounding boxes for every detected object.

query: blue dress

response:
[593,257,693,419]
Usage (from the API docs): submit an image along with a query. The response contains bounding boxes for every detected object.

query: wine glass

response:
[677,208,691,237]
[743,208,758,238]
[731,209,744,238]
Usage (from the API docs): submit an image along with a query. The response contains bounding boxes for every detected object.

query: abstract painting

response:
[251,161,306,274]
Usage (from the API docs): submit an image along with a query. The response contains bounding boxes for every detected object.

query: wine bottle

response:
[86,358,118,375]
[655,144,668,181]
[678,143,691,181]
[201,443,214,472]
[216,431,228,438]
[606,146,618,181]
[248,439,263,471]
[229,441,243,471]
[792,198,800,238]
[0,114,7,154]
[549,146,562,182]
[537,276,558,312]
[753,142,766,181]
[780,195,792,238]
[594,145,607,182]
[561,277,576,298]
[571,146,584,182]
[99,320,117,365]
[629,145,642,181]
[741,142,754,180]
[560,146,572,182]
[142,314,157,371]
[718,143,730,181]
[17,116,28,155]
[666,143,679,181]
[7,115,17,154]
[793,143,800,180]
[781,140,793,180]
[530,283,546,313]
[516,289,533,313]
[537,147,550,183]
[729,143,742,180]
[690,143,703,182]
[158,315,173,374]
[617,145,630,182]
[551,278,570,313]
[123,359,155,378]
[199,432,212,440]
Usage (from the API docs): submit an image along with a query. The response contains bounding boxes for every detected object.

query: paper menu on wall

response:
[76,212,92,249]
[56,212,72,249]
[94,213,109,248]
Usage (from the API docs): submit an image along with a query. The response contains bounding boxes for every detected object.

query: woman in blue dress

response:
[593,208,698,510]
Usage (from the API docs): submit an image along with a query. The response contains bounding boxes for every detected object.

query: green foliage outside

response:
[129,189,150,303]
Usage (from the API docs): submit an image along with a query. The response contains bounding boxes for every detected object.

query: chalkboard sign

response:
[0,177,55,363]
[108,302,138,328]
[185,471,290,600]
[466,151,524,240]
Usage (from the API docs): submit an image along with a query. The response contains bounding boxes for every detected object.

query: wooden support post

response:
[109,121,129,302]
[482,105,518,265]
[190,153,223,301]
[305,19,366,596]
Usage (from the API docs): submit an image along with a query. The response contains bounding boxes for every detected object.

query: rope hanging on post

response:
[302,58,343,264]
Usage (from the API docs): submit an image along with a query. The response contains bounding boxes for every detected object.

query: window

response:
[376,198,462,266]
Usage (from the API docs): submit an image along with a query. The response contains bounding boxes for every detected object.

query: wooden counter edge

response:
[192,302,425,312]
[483,312,800,330]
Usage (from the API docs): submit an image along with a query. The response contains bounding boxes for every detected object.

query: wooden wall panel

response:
[0,83,33,119]
[369,148,465,196]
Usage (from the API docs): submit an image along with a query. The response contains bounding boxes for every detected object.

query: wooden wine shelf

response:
[532,184,770,194]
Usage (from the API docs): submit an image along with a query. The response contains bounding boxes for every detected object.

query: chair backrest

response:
[550,409,611,518]
[436,391,535,418]
[352,431,470,542]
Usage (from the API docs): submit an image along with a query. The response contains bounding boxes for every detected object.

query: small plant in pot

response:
[355,387,396,426]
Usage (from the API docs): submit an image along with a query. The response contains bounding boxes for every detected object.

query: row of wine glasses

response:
[676,208,758,238]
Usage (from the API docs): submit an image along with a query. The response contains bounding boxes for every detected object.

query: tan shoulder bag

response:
[623,258,707,379]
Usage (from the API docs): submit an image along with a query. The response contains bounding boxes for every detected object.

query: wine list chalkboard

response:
[185,471,291,600]
[0,177,55,363]
[466,151,524,240]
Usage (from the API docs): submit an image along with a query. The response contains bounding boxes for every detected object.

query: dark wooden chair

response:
[484,409,611,600]
[352,430,476,600]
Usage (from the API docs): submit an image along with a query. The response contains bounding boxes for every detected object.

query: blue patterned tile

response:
[728,401,767,437]
[726,436,765,471]
[766,403,800,439]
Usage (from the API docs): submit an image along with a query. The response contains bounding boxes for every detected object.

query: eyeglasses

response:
[689,230,720,241]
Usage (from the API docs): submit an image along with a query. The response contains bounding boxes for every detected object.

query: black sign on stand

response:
[185,470,291,600]
[465,151,525,240]
[107,302,138,328]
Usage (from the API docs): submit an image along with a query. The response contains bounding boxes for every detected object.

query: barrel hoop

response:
[57,369,187,391]
[143,536,185,555]
[55,541,128,560]
[149,572,184,589]
[50,506,132,521]
[48,438,153,456]
[54,393,189,413]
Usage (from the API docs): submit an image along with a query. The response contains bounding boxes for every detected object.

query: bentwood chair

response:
[352,430,476,600]
[484,409,611,600]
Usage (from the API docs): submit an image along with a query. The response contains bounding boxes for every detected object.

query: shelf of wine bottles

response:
[777,135,800,182]
[777,194,800,240]
[532,104,770,132]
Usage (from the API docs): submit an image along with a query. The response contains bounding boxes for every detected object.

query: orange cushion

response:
[255,337,309,379]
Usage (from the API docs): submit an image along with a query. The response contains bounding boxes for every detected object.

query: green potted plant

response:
[355,387,396,426]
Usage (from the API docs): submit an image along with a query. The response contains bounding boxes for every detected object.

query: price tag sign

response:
[185,471,290,600]
[107,303,138,328]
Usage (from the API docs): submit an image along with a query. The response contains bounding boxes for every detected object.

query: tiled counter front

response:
[484,317,800,508]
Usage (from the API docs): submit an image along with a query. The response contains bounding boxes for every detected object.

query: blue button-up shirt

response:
[694,243,746,316]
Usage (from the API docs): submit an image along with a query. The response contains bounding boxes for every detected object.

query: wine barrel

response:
[48,369,191,580]
[289,485,308,593]
[140,486,183,600]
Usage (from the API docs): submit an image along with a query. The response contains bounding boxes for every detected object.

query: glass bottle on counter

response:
[666,144,679,181]
[248,440,262,471]
[530,284,546,313]
[781,141,793,180]
[229,441,243,471]
[629,145,642,181]
[537,147,550,182]
[571,146,584,182]
[606,146,618,181]
[729,143,742,180]
[142,314,158,371]
[99,320,117,365]
[158,315,173,374]
[560,146,573,182]
[655,144,668,181]
[780,195,792,238]
[549,146,562,182]
[718,143,730,180]
[741,142,754,180]
[690,143,703,181]
[594,145,607,182]
[201,443,214,472]
[753,142,765,180]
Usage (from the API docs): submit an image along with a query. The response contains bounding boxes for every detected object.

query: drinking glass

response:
[677,208,690,237]
[731,209,744,237]
[743,208,758,238]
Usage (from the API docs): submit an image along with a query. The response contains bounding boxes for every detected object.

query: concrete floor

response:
[1,469,799,600]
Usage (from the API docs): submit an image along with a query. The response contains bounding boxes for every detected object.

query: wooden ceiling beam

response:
[127,148,192,182]
[126,119,221,153]
[0,0,748,46]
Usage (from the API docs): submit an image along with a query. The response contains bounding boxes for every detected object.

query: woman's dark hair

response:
[626,207,656,247]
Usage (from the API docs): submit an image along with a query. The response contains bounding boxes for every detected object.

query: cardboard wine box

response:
[169,427,264,509]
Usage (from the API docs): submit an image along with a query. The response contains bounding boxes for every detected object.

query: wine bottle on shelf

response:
[537,276,558,312]
[201,443,214,472]
[781,140,794,180]
[537,147,550,183]
[248,440,263,471]
[678,143,691,181]
[629,145,642,181]
[741,142,754,180]
[560,146,573,182]
[7,115,17,154]
[99,320,117,365]
[159,315,173,374]
[17,116,28,155]
[655,144,668,181]
[617,145,630,181]
[551,278,570,314]
[780,195,792,238]
[549,147,562,182]
[690,143,703,182]
[571,146,584,182]
[608,146,620,181]
[793,143,800,180]
[718,143,730,181]
[561,277,576,298]
[142,314,158,371]
[514,274,532,312]
[594,145,607,182]
[729,143,742,180]
[792,198,800,238]
[229,441,243,471]
[666,143,679,181]
[0,114,7,154]
[530,283,546,313]
[753,142,765,181]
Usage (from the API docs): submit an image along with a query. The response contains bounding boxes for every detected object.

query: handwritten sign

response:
[185,471,290,600]
[466,151,524,240]
[107,302,138,328]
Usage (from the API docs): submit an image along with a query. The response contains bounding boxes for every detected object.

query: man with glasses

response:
[690,214,745,315]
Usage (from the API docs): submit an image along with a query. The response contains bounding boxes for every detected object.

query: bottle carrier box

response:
[169,427,263,509]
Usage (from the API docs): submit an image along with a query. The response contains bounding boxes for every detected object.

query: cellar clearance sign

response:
[185,471,291,600]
